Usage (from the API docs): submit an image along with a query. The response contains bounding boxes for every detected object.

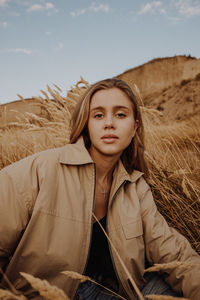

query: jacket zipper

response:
[106,180,130,300]
[73,164,97,299]
[82,164,97,273]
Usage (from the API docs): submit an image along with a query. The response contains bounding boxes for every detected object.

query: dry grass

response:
[61,271,127,300]
[146,295,188,300]
[144,261,199,273]
[0,289,26,299]
[0,78,199,253]
[92,213,144,299]
[142,109,200,253]
[61,271,90,284]
[0,78,89,170]
[0,78,200,299]
[20,273,70,300]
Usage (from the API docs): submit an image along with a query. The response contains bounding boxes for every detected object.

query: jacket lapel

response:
[59,136,93,165]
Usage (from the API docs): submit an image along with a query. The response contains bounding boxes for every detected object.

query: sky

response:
[0,0,200,104]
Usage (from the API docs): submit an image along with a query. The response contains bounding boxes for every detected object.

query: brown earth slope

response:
[1,55,200,124]
[0,98,42,126]
[117,55,200,122]
[143,74,200,121]
[117,55,200,98]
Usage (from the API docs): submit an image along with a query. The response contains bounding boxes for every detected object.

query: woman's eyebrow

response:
[90,106,104,112]
[90,105,130,111]
[113,105,130,110]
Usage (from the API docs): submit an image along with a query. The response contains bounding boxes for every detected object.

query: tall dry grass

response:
[0,79,199,299]
[0,78,199,253]
[0,78,89,169]
[142,110,200,253]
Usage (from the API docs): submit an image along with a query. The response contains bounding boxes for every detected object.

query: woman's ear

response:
[135,119,139,129]
[132,120,139,137]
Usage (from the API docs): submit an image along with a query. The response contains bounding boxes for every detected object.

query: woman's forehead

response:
[90,87,133,108]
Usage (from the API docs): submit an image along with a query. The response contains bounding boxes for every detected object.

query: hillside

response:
[117,55,200,122]
[117,55,200,98]
[0,98,42,126]
[0,55,200,124]
[143,74,200,121]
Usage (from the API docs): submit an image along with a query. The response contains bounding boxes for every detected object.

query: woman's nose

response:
[104,115,115,129]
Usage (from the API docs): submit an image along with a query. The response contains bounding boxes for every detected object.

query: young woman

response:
[0,78,199,300]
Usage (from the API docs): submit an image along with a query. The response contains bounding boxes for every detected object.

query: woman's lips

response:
[101,135,118,143]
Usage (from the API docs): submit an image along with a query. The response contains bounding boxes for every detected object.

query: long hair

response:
[70,78,148,177]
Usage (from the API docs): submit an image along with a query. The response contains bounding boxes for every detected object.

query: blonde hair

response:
[70,78,148,176]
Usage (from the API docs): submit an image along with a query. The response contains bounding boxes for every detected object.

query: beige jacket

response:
[0,137,200,300]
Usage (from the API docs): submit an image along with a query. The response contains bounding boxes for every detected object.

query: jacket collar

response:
[59,136,93,165]
[113,160,143,183]
[59,136,143,183]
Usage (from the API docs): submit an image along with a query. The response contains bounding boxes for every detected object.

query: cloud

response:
[27,2,57,13]
[138,1,165,15]
[175,0,200,16]
[0,21,8,28]
[160,8,166,14]
[45,31,52,35]
[70,8,86,17]
[0,0,9,7]
[27,4,43,12]
[70,2,109,17]
[54,42,64,51]
[46,2,54,10]
[7,48,33,55]
[58,42,64,49]
[168,16,181,25]
[90,2,109,13]
[70,11,76,17]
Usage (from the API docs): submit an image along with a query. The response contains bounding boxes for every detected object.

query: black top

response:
[85,215,118,290]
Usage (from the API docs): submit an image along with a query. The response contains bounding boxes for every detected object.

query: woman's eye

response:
[116,113,126,118]
[94,113,103,118]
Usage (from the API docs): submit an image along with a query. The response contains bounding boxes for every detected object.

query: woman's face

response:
[87,87,138,160]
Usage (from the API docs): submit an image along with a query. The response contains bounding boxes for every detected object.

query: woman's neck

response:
[89,148,120,184]
[88,147,121,220]
[96,163,115,186]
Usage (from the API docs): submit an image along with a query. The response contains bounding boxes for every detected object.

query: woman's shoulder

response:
[133,173,151,199]
[0,144,70,174]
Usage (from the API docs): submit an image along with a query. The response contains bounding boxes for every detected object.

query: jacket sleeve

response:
[137,177,200,300]
[0,156,40,270]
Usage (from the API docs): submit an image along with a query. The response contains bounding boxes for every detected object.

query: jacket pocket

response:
[122,219,143,240]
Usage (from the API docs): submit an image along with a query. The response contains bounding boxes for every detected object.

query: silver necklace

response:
[97,181,108,199]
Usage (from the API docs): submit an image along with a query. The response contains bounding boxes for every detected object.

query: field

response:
[0,77,200,300]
